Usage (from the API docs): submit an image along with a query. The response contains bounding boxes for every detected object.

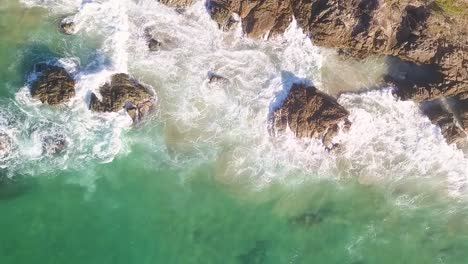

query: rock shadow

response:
[384,56,443,99]
[16,44,60,88]
[0,173,35,201]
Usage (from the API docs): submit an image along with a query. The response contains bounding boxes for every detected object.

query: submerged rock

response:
[42,135,67,155]
[0,133,12,159]
[292,212,323,226]
[89,73,156,123]
[271,84,350,146]
[30,65,76,105]
[237,240,268,264]
[144,29,162,51]
[207,71,229,84]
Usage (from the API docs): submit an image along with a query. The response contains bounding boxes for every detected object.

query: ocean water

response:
[0,0,468,263]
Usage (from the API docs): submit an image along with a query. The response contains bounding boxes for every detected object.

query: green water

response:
[1,1,468,263]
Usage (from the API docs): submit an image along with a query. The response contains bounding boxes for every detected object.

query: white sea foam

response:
[14,0,468,198]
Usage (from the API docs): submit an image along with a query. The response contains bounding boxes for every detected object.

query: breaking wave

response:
[8,0,467,198]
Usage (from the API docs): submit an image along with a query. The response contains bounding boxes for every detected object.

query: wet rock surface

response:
[421,99,468,147]
[30,65,76,105]
[208,0,292,38]
[159,0,193,8]
[89,73,156,123]
[271,84,350,146]
[206,0,468,148]
[208,0,467,99]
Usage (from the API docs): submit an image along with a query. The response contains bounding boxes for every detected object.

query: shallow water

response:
[0,0,468,263]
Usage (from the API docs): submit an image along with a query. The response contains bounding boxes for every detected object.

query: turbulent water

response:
[0,0,468,263]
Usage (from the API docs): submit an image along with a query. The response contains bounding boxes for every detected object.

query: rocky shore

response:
[160,0,467,148]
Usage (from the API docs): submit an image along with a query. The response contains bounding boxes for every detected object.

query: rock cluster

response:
[89,73,156,123]
[208,0,467,98]
[271,84,350,147]
[202,0,468,147]
[30,65,76,105]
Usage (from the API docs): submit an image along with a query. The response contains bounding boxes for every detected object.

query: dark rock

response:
[144,29,162,52]
[60,20,76,35]
[42,135,67,155]
[271,84,350,146]
[421,98,468,147]
[89,73,156,123]
[208,0,292,38]
[30,65,76,105]
[292,212,323,226]
[148,38,162,51]
[0,133,12,159]
[207,71,229,84]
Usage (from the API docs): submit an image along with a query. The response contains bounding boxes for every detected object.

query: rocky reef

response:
[89,73,156,123]
[271,84,351,147]
[30,64,76,105]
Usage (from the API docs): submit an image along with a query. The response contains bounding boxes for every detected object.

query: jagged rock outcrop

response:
[159,0,193,8]
[89,73,156,123]
[207,0,468,147]
[271,84,350,146]
[208,0,293,38]
[208,0,467,101]
[421,101,468,144]
[30,65,76,105]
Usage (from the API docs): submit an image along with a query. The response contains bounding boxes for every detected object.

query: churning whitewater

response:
[2,0,467,197]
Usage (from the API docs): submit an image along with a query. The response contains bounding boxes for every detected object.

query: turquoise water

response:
[1,1,468,263]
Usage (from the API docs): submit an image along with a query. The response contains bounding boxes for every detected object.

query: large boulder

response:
[30,65,76,105]
[89,73,156,123]
[271,84,350,146]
